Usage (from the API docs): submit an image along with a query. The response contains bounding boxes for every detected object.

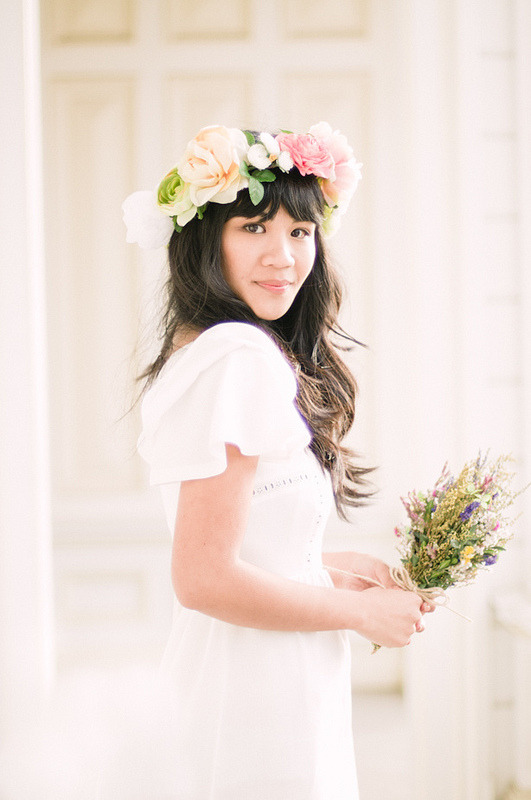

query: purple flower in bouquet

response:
[459,501,481,521]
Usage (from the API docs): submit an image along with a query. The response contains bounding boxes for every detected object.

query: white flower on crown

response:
[246,143,271,170]
[246,132,278,170]
[277,149,294,172]
[122,190,174,250]
[246,132,294,173]
[259,132,279,155]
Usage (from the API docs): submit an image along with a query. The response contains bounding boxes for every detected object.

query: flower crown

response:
[122,122,362,249]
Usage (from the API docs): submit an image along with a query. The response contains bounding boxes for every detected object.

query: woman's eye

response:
[244,223,264,234]
[291,227,312,238]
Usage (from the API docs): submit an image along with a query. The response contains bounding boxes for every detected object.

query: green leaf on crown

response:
[239,162,251,178]
[248,176,265,205]
[253,169,276,182]
[243,130,255,146]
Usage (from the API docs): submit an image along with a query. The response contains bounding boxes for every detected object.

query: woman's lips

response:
[256,281,292,293]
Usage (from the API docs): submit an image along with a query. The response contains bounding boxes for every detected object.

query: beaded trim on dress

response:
[253,471,311,497]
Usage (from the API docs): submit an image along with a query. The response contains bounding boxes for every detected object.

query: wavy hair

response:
[139,168,372,517]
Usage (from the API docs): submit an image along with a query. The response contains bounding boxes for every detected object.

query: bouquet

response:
[374,452,523,650]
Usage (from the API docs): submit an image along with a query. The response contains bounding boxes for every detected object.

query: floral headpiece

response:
[122,122,362,249]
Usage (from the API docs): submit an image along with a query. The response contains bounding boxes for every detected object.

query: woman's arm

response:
[172,444,424,648]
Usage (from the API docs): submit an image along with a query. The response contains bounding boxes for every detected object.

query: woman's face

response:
[220,206,317,320]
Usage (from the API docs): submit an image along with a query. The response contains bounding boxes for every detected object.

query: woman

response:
[123,124,430,799]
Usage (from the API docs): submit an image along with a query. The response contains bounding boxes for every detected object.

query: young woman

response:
[123,124,431,799]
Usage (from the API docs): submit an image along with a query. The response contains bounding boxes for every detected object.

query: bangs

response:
[226,170,324,225]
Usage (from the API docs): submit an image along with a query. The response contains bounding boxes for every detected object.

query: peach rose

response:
[275,132,335,180]
[177,125,249,207]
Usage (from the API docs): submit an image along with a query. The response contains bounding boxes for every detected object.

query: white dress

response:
[138,322,359,800]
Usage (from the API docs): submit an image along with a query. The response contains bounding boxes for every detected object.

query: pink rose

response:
[276,132,335,180]
[178,125,249,207]
[308,122,362,208]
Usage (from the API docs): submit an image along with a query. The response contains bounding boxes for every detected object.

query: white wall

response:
[0,0,55,734]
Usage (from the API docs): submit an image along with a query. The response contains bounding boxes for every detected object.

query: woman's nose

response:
[261,235,295,268]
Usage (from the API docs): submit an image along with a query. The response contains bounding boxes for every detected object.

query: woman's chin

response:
[247,297,296,322]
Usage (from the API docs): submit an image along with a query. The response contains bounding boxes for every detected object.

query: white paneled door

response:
[40,0,386,679]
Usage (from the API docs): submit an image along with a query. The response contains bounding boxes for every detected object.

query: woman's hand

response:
[351,586,424,648]
[323,551,396,591]
[323,551,435,624]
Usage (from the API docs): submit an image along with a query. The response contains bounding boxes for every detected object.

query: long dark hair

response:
[139,168,372,516]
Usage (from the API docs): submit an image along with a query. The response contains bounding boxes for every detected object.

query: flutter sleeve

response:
[137,323,312,485]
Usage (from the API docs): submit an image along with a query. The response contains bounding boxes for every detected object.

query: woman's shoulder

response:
[138,322,310,478]
[143,323,296,425]
[165,322,286,375]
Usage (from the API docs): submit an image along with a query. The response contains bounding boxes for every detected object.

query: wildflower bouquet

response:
[373,452,521,651]
[394,452,517,589]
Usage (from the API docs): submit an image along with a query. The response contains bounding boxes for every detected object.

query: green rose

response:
[157,167,183,208]
[157,167,197,227]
